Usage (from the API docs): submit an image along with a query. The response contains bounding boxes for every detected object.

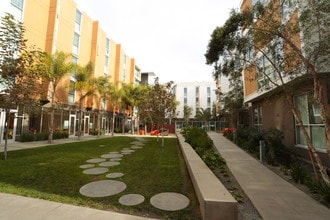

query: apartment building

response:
[240,0,329,166]
[174,81,217,119]
[0,0,137,142]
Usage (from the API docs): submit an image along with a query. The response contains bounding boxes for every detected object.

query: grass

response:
[0,136,201,219]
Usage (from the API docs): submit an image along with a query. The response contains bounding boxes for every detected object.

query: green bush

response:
[201,150,226,170]
[35,132,47,141]
[89,129,105,136]
[263,128,292,166]
[290,162,308,184]
[19,133,35,142]
[306,177,330,203]
[182,126,213,152]
[236,127,263,154]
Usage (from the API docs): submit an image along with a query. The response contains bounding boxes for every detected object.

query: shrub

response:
[201,150,226,170]
[236,127,263,154]
[182,126,213,152]
[263,128,292,166]
[35,132,47,141]
[223,128,235,141]
[306,177,330,203]
[19,133,35,142]
[290,162,308,184]
[89,129,105,136]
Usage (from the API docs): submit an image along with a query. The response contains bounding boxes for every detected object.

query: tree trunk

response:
[111,109,115,136]
[48,108,54,144]
[2,110,10,160]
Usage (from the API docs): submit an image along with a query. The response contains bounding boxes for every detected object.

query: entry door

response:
[0,111,17,143]
[84,116,90,135]
[69,114,76,136]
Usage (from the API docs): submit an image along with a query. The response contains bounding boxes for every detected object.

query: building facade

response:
[0,0,138,142]
[239,0,330,166]
[174,81,218,119]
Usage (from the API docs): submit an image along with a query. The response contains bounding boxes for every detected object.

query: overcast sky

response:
[74,0,242,83]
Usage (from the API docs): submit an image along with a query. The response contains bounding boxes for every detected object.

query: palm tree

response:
[105,83,122,135]
[73,62,106,139]
[39,51,74,143]
[93,76,108,137]
[120,83,141,134]
[195,108,212,131]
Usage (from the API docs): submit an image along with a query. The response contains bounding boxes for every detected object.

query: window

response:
[207,97,211,108]
[207,87,211,97]
[105,38,110,55]
[11,0,23,9]
[253,106,262,130]
[256,55,274,90]
[195,87,199,96]
[10,0,24,20]
[104,55,109,75]
[294,93,326,151]
[68,80,75,104]
[72,33,80,55]
[75,10,82,33]
[183,88,187,105]
[281,0,296,23]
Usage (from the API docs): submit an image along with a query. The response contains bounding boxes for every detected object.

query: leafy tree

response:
[0,13,44,159]
[205,0,330,183]
[38,51,75,144]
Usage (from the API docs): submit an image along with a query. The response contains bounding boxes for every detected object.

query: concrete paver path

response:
[208,132,330,220]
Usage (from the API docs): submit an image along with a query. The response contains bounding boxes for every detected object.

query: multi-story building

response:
[174,81,218,119]
[240,0,329,166]
[0,0,137,142]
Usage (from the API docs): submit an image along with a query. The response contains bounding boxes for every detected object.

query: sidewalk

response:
[208,132,330,220]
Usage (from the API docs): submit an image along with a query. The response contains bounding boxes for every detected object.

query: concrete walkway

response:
[208,132,330,220]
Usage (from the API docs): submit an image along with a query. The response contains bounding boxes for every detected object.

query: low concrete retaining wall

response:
[176,132,237,220]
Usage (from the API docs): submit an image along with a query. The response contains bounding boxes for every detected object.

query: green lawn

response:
[0,136,201,219]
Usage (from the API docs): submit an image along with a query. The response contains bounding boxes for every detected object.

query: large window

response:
[294,93,326,151]
[281,0,296,23]
[183,88,187,105]
[68,80,75,104]
[253,106,262,130]
[72,33,80,55]
[10,0,24,20]
[75,10,82,33]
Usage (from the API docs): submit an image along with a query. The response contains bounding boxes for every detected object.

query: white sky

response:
[74,0,242,83]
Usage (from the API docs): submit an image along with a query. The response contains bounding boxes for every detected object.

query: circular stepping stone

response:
[122,152,131,155]
[99,161,120,167]
[99,145,105,147]
[121,149,135,153]
[131,146,143,149]
[101,153,123,159]
[109,151,120,154]
[130,141,144,145]
[119,194,145,206]
[79,164,95,169]
[106,172,124,178]
[110,158,122,161]
[150,192,190,211]
[79,180,126,197]
[83,167,109,175]
[86,158,106,163]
